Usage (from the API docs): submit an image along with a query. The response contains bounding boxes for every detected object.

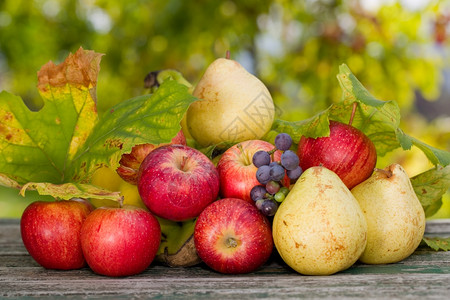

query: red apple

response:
[20,199,92,270]
[194,198,273,274]
[80,205,161,277]
[138,144,220,221]
[216,139,287,203]
[117,129,186,184]
[297,120,377,189]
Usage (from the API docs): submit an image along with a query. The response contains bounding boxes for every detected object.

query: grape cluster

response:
[250,133,303,217]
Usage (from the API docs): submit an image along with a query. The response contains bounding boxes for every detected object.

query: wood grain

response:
[1,218,449,299]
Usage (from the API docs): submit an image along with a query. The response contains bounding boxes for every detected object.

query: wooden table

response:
[1,218,449,299]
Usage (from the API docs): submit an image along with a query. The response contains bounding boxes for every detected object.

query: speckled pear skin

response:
[273,166,367,275]
[186,58,275,147]
[351,163,426,264]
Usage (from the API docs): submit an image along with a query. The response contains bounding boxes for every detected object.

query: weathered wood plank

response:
[1,218,450,299]
[425,219,450,236]
[1,250,449,298]
[1,272,450,299]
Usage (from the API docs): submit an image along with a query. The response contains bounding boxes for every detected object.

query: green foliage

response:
[0,50,196,201]
[69,80,196,183]
[19,181,122,202]
[271,65,450,218]
[421,237,450,251]
[411,166,450,217]
[271,64,450,167]
[266,1,444,121]
[0,48,100,184]
[0,0,447,119]
[0,1,449,217]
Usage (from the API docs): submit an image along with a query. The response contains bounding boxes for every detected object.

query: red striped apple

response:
[20,199,92,270]
[217,140,286,203]
[80,206,161,277]
[297,120,377,189]
[138,144,219,221]
[194,198,273,274]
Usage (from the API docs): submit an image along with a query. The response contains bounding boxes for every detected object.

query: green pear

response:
[351,163,426,264]
[273,166,367,275]
[186,58,275,147]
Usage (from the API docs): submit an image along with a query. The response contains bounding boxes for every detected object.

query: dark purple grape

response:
[255,199,265,211]
[250,185,267,202]
[259,199,278,216]
[281,150,300,170]
[256,165,271,184]
[269,163,285,181]
[266,181,280,195]
[252,150,271,167]
[274,133,293,151]
[287,166,303,180]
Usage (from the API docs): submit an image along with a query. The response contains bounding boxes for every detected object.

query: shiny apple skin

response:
[138,144,220,221]
[216,140,285,203]
[20,199,92,270]
[80,206,161,277]
[297,120,377,189]
[194,198,273,274]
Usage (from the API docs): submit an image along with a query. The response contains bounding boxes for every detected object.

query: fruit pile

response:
[7,49,449,278]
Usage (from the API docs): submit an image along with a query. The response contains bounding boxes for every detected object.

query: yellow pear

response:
[90,166,147,209]
[186,58,275,146]
[273,166,367,275]
[351,163,426,264]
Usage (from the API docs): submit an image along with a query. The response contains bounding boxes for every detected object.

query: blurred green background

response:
[0,0,449,218]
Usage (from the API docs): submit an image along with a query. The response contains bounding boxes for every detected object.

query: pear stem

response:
[226,50,230,59]
[375,168,393,178]
[349,102,358,126]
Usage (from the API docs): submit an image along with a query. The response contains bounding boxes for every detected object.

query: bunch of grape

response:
[250,133,303,217]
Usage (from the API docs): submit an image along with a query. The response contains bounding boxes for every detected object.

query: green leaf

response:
[0,50,197,202]
[421,237,450,251]
[0,48,102,184]
[69,80,197,182]
[334,64,449,165]
[271,107,331,141]
[0,173,122,202]
[331,64,402,156]
[20,182,122,202]
[271,64,450,167]
[336,64,387,108]
[397,131,450,166]
[424,198,443,218]
[271,64,402,156]
[0,173,22,189]
[411,165,450,217]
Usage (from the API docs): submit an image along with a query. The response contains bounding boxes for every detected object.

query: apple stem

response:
[348,102,358,126]
[375,168,393,178]
[180,156,188,171]
[237,143,251,166]
[118,196,124,208]
[226,50,230,59]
